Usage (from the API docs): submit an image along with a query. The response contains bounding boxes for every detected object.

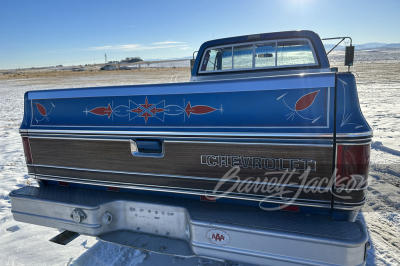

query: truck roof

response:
[192,30,330,77]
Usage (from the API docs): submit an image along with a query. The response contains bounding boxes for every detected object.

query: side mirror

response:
[345,46,354,66]
[190,59,196,73]
[191,51,198,73]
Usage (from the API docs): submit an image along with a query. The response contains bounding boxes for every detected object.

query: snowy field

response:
[133,59,190,68]
[1,52,400,265]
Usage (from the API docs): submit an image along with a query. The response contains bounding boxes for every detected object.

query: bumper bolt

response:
[70,209,86,223]
[101,211,113,226]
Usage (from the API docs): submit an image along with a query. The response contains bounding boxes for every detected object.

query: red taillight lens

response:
[58,181,69,187]
[22,137,33,164]
[280,205,299,212]
[200,195,216,202]
[336,143,370,188]
[107,187,119,192]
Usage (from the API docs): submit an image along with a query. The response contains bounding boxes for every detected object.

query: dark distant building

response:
[100,65,117,71]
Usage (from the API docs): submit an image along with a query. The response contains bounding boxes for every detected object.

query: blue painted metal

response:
[21,72,336,134]
[335,73,372,135]
[26,72,334,100]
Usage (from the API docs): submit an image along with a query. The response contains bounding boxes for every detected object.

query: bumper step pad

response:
[10,186,368,266]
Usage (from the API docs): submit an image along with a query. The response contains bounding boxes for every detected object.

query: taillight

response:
[58,181,69,187]
[280,205,299,212]
[336,143,370,189]
[107,187,119,192]
[22,137,33,164]
[200,195,216,202]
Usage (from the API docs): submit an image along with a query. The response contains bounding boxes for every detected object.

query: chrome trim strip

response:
[336,141,372,146]
[332,206,361,211]
[32,164,332,189]
[23,129,335,138]
[27,137,332,147]
[35,174,332,208]
[22,129,373,139]
[37,172,218,194]
[191,68,331,82]
[31,124,334,129]
[29,136,129,142]
[166,140,332,147]
[333,198,366,206]
[27,135,334,144]
[335,138,372,143]
[336,131,373,138]
[332,199,366,210]
[20,129,28,136]
[333,186,368,192]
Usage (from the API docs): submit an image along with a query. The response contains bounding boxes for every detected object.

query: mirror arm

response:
[322,37,353,55]
[326,38,345,55]
[322,37,354,72]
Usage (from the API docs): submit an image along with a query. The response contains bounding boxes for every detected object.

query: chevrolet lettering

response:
[201,155,317,171]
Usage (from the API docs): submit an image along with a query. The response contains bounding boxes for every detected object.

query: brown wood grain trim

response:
[34,167,333,202]
[30,138,333,186]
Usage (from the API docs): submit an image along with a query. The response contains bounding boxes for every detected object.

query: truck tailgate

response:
[22,72,336,210]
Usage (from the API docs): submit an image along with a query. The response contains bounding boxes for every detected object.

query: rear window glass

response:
[255,42,275,68]
[233,45,253,69]
[200,47,232,71]
[200,38,316,73]
[277,40,315,66]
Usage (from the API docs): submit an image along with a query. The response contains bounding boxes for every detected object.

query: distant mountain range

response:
[324,42,400,51]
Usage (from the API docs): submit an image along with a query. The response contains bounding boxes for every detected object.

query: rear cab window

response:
[199,38,318,73]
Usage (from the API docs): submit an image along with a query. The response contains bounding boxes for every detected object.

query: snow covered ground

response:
[134,59,190,68]
[0,69,244,266]
[1,54,400,265]
[334,56,400,266]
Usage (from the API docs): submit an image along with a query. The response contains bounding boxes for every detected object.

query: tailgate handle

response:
[130,140,164,158]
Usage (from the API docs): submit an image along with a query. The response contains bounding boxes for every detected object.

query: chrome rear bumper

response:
[10,186,368,266]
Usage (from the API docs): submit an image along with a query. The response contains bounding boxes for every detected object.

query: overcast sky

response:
[1,0,399,69]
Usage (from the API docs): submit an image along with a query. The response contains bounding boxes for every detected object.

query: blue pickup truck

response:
[11,30,372,265]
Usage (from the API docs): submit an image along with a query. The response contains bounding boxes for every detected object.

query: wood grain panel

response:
[34,166,333,202]
[30,138,334,187]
